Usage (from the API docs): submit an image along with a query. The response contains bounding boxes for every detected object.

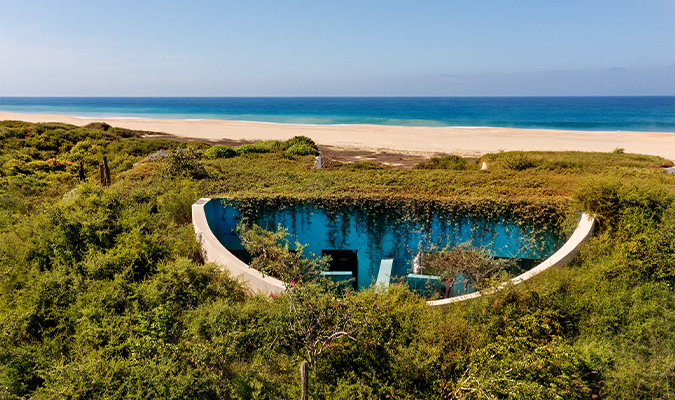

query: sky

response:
[0,0,673,96]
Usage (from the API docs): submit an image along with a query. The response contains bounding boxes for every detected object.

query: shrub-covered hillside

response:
[0,121,674,399]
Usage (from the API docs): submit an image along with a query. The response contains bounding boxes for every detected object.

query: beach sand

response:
[2,112,674,162]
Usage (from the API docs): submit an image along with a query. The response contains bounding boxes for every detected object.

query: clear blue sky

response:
[0,0,673,96]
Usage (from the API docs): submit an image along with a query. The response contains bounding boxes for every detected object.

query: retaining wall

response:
[192,198,285,294]
[427,213,595,306]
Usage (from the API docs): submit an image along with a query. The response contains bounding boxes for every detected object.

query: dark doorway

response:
[322,250,358,288]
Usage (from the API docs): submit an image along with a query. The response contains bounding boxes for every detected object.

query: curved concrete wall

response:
[427,213,595,306]
[192,198,286,294]
[193,197,594,304]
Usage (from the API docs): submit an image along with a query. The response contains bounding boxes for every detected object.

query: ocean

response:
[0,96,674,132]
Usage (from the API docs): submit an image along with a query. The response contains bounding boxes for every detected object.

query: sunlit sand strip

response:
[2,112,674,161]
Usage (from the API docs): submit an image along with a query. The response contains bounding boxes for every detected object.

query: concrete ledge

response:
[427,213,596,307]
[192,198,286,294]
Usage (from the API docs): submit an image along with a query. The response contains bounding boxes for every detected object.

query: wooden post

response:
[102,155,111,186]
[300,360,309,400]
[99,163,105,186]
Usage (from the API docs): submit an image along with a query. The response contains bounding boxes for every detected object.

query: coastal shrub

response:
[419,243,515,291]
[574,176,674,231]
[234,140,294,155]
[109,127,139,138]
[109,138,183,158]
[312,285,437,398]
[0,120,32,129]
[67,138,109,165]
[285,136,318,151]
[203,145,236,159]
[237,223,330,283]
[499,151,540,171]
[414,155,469,170]
[156,179,199,225]
[3,120,675,398]
[234,143,267,155]
[81,122,138,138]
[255,140,286,152]
[340,161,384,170]
[540,159,581,171]
[161,146,207,179]
[2,159,28,176]
[83,122,112,131]
[624,208,675,285]
[143,258,247,308]
[27,159,69,173]
[109,154,135,172]
[284,143,319,157]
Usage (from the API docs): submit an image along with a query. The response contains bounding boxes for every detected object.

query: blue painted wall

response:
[204,199,563,289]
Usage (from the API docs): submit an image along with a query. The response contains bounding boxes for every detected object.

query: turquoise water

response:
[1,97,674,131]
[204,200,564,290]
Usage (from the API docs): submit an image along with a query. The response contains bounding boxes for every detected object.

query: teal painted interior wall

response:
[204,199,563,289]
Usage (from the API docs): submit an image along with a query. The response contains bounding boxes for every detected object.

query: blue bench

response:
[407,273,442,298]
[320,270,354,289]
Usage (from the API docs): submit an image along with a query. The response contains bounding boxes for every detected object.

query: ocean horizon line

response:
[1,96,674,133]
[1,95,674,98]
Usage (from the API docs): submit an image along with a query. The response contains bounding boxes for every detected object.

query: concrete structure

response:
[192,197,594,304]
[192,198,285,294]
[203,200,563,290]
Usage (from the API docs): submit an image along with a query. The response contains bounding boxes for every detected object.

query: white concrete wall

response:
[192,198,286,294]
[427,213,595,306]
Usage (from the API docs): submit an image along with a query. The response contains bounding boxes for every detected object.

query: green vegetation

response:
[419,243,515,292]
[284,143,320,157]
[415,155,472,170]
[203,145,237,159]
[238,223,330,283]
[231,136,319,158]
[1,121,674,398]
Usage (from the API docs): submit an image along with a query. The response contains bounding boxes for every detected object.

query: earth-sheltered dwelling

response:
[192,196,594,304]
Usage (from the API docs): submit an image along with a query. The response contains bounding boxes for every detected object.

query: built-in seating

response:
[320,270,353,289]
[376,259,393,291]
[407,274,441,298]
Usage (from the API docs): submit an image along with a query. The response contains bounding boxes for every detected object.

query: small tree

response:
[238,223,329,284]
[239,223,357,399]
[420,242,515,292]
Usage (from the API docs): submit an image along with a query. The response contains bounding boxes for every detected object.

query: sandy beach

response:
[2,112,674,162]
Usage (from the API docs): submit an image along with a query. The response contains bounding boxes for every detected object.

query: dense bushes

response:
[203,144,236,159]
[231,136,319,157]
[284,143,319,157]
[415,155,470,170]
[420,243,515,291]
[1,121,675,398]
[574,175,675,230]
[161,146,207,179]
[238,223,329,283]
